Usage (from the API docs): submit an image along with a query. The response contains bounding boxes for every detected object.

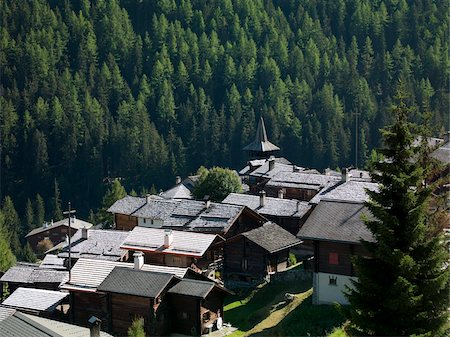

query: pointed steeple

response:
[243,116,280,158]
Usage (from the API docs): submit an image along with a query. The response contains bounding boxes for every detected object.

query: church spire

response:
[243,116,280,158]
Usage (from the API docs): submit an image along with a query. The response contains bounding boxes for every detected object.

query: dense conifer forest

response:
[0,0,448,223]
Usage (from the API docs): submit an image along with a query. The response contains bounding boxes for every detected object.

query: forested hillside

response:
[0,0,448,219]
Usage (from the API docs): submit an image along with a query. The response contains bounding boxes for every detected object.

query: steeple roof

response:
[243,117,280,153]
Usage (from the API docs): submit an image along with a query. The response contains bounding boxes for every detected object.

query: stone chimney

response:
[293,165,300,173]
[259,190,266,207]
[81,227,89,240]
[268,156,275,171]
[341,168,350,182]
[133,251,144,270]
[205,200,211,209]
[88,316,101,337]
[164,229,173,248]
[278,189,284,199]
[146,194,151,203]
[176,176,182,185]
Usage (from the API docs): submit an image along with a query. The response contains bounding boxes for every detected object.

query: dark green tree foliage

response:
[345,96,449,336]
[2,196,21,256]
[24,198,35,233]
[52,179,63,221]
[193,166,243,202]
[21,243,37,263]
[0,211,16,271]
[34,194,45,228]
[0,0,448,221]
[98,179,127,227]
[127,317,145,337]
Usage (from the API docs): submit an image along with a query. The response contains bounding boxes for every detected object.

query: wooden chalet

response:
[107,195,148,231]
[0,265,68,292]
[120,226,224,270]
[25,217,93,254]
[1,287,69,320]
[97,267,179,336]
[223,192,312,235]
[108,196,266,238]
[60,257,187,328]
[223,222,302,283]
[168,279,231,336]
[297,200,375,305]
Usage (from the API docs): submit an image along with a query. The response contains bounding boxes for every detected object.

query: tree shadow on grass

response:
[224,279,312,334]
[247,295,346,337]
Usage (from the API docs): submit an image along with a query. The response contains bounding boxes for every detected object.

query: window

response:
[328,252,339,265]
[241,258,248,271]
[329,276,337,286]
[143,218,147,224]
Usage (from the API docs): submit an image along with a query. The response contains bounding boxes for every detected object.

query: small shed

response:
[0,266,68,292]
[224,222,302,282]
[168,279,231,336]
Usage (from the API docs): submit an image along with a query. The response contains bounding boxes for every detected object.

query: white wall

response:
[138,217,163,228]
[313,272,357,305]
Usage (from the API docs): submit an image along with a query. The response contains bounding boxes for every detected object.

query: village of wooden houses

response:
[0,117,448,337]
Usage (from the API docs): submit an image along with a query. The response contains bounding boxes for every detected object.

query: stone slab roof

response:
[241,222,302,253]
[0,266,68,285]
[121,227,222,258]
[431,141,450,164]
[168,279,215,299]
[98,267,175,298]
[26,217,93,238]
[266,171,341,190]
[297,200,375,244]
[2,288,68,312]
[57,229,128,261]
[309,180,379,204]
[222,193,311,218]
[39,255,66,270]
[60,258,187,292]
[107,195,147,215]
[160,183,193,199]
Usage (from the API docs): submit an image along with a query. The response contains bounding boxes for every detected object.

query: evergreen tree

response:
[52,179,63,221]
[21,243,37,263]
[2,196,21,256]
[35,194,45,228]
[98,179,127,228]
[24,198,35,234]
[0,211,16,272]
[345,95,450,336]
[128,317,145,337]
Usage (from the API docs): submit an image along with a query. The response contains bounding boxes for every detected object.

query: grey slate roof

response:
[431,141,450,164]
[309,180,379,204]
[26,217,93,238]
[57,229,128,261]
[108,196,253,234]
[60,258,187,292]
[0,307,15,322]
[222,193,311,218]
[297,200,375,244]
[121,227,221,257]
[168,279,215,298]
[160,183,193,199]
[243,117,280,153]
[0,311,113,337]
[39,255,66,270]
[266,171,341,190]
[241,222,302,253]
[107,195,147,215]
[2,288,68,312]
[0,266,68,285]
[98,267,175,298]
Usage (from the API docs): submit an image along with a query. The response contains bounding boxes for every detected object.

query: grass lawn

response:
[223,278,346,337]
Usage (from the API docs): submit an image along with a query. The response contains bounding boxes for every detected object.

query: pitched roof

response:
[0,311,113,337]
[39,255,66,270]
[297,200,375,244]
[168,279,215,298]
[0,266,68,285]
[1,288,68,312]
[60,258,187,292]
[241,222,301,253]
[431,141,450,164]
[222,193,311,218]
[121,227,222,257]
[97,268,175,298]
[309,180,379,204]
[57,229,128,261]
[107,195,147,215]
[25,217,93,238]
[265,171,341,190]
[160,183,193,199]
[0,307,16,322]
[243,117,280,153]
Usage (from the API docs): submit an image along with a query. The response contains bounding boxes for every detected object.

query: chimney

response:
[278,189,284,199]
[88,316,101,337]
[164,229,173,248]
[268,156,275,171]
[296,201,301,213]
[259,190,266,207]
[81,227,89,240]
[133,251,144,270]
[51,219,54,226]
[146,194,151,203]
[293,166,300,172]
[205,200,211,209]
[175,176,182,185]
[341,168,349,182]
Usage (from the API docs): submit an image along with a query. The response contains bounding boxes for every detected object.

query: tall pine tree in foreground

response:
[345,95,449,336]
